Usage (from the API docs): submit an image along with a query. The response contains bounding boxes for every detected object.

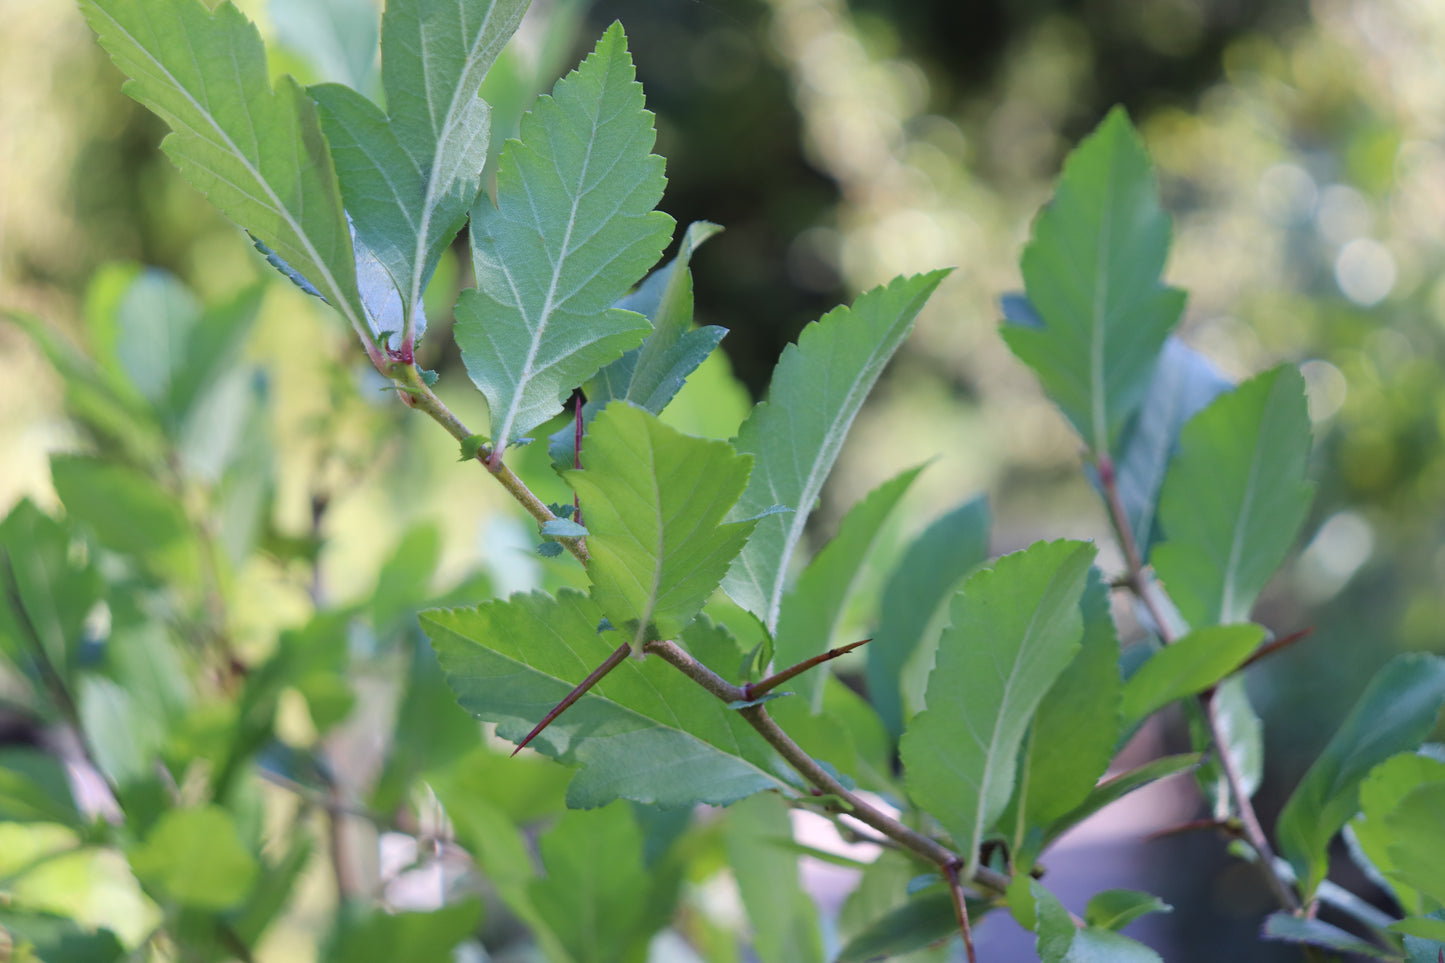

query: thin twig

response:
[1096,456,1301,913]
[943,859,979,963]
[744,638,871,700]
[1233,627,1314,675]
[388,362,588,564]
[643,639,1010,896]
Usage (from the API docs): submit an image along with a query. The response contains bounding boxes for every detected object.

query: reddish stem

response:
[511,642,631,756]
[944,859,978,963]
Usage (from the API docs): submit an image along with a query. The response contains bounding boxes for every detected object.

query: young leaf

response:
[312,0,529,348]
[1276,653,1445,897]
[324,902,483,963]
[1383,780,1445,907]
[724,793,826,963]
[548,221,727,467]
[1120,623,1265,727]
[724,271,949,632]
[1085,889,1172,931]
[900,539,1095,874]
[565,403,756,649]
[867,495,990,738]
[1002,107,1185,456]
[127,805,259,911]
[1352,752,1445,915]
[80,0,370,349]
[425,590,795,808]
[1032,881,1164,962]
[1152,365,1314,627]
[455,24,674,451]
[1017,568,1122,830]
[1044,753,1201,845]
[774,465,923,710]
[1108,337,1231,558]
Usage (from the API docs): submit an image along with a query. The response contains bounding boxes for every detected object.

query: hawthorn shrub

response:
[0,1,1443,961]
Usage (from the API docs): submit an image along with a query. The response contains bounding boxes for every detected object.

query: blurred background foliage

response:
[2,0,1444,959]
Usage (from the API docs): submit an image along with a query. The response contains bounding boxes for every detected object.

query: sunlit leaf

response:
[455,24,673,450]
[128,805,258,910]
[1152,365,1313,626]
[1120,624,1264,726]
[901,539,1094,874]
[1002,108,1184,456]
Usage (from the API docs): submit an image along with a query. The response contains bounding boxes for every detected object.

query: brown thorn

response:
[511,642,631,757]
[1144,817,1241,842]
[1236,626,1314,674]
[744,638,871,701]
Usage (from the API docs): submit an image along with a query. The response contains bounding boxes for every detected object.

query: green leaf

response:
[1017,567,1121,830]
[566,403,755,648]
[271,0,380,92]
[1391,917,1445,944]
[867,495,990,738]
[325,901,481,963]
[724,793,825,963]
[724,271,949,632]
[425,590,795,808]
[900,539,1095,874]
[530,804,672,963]
[0,749,80,825]
[79,0,371,349]
[312,0,529,347]
[541,518,589,538]
[1277,653,1445,897]
[1190,677,1264,819]
[1152,365,1314,627]
[1044,753,1200,845]
[0,909,123,963]
[549,221,727,467]
[49,454,199,586]
[455,24,673,450]
[128,805,258,910]
[775,466,922,710]
[1260,913,1396,959]
[1108,337,1231,558]
[1352,752,1445,915]
[1120,624,1264,727]
[1402,911,1445,963]
[1084,890,1172,931]
[1384,780,1445,906]
[1032,881,1164,963]
[1002,107,1184,456]
[837,890,979,962]
[0,499,104,676]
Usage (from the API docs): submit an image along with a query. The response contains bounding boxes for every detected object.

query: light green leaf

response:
[425,590,794,808]
[1391,916,1445,945]
[79,0,369,348]
[1002,107,1184,455]
[1084,890,1172,931]
[0,499,105,676]
[868,495,990,738]
[128,805,258,910]
[1044,753,1201,845]
[566,403,755,649]
[1120,624,1264,726]
[1277,653,1445,898]
[0,750,80,825]
[725,793,825,963]
[1033,882,1165,963]
[1352,752,1445,915]
[313,0,529,347]
[774,466,922,710]
[1017,568,1121,830]
[1402,911,1445,963]
[900,539,1095,875]
[723,271,948,632]
[1152,365,1314,627]
[325,902,481,963]
[1384,780,1445,906]
[1261,913,1395,959]
[455,24,673,450]
[530,804,672,963]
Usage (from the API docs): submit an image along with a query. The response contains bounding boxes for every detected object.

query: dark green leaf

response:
[1045,754,1201,844]
[425,590,795,808]
[0,749,79,825]
[455,25,673,450]
[1003,107,1184,456]
[868,495,990,738]
[0,499,104,677]
[1277,653,1445,897]
[1152,365,1314,627]
[724,271,949,632]
[1121,624,1264,726]
[1033,881,1165,962]
[837,889,982,962]
[901,540,1094,873]
[325,901,481,963]
[725,793,825,963]
[0,909,123,963]
[1261,913,1395,958]
[1084,889,1172,931]
[775,466,922,710]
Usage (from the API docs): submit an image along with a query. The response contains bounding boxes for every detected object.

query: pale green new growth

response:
[900,539,1094,877]
[454,24,674,452]
[313,0,529,348]
[1004,107,1184,456]
[724,271,948,633]
[425,591,793,808]
[80,0,369,352]
[1152,365,1314,627]
[565,403,756,650]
